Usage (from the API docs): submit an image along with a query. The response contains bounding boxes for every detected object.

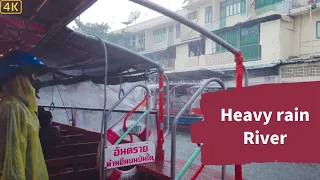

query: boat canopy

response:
[165,68,233,82]
[0,0,161,87]
[33,27,161,87]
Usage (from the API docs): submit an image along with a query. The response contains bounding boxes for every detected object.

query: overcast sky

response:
[68,0,185,31]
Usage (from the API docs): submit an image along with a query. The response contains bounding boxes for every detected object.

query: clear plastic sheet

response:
[37,81,157,141]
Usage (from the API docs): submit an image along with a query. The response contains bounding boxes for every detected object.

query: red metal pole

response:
[156,71,165,162]
[235,51,244,180]
[123,95,149,131]
[190,164,204,180]
[235,51,244,88]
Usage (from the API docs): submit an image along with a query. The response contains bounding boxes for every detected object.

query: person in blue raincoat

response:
[0,51,49,180]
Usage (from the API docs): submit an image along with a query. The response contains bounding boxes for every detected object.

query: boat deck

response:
[31,122,235,179]
[138,159,235,180]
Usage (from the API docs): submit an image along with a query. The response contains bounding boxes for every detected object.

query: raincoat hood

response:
[3,75,38,114]
[0,75,49,180]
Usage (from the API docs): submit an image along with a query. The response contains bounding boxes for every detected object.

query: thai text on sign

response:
[105,141,156,169]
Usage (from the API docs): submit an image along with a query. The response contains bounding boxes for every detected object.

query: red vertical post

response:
[235,51,244,88]
[234,51,244,180]
[156,71,165,162]
[191,164,205,180]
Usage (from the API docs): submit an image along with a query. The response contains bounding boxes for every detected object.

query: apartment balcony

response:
[289,2,320,16]
[184,0,212,8]
[203,21,221,32]
[184,56,200,68]
[159,59,175,70]
[211,1,294,30]
[204,53,234,67]
[187,0,199,5]
[249,1,294,19]
[125,44,145,52]
[178,1,294,42]
[174,56,204,70]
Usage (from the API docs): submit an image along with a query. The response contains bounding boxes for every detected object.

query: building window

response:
[215,31,227,53]
[215,28,239,53]
[254,0,281,9]
[205,6,212,24]
[131,36,136,47]
[143,47,176,62]
[176,24,181,39]
[188,39,205,57]
[317,21,320,39]
[126,36,136,50]
[221,0,247,18]
[214,23,260,61]
[153,28,166,43]
[188,11,197,20]
[240,24,260,61]
[137,33,145,51]
[125,34,145,52]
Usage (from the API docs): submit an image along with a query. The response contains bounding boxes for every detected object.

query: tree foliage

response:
[73,19,110,39]
[72,19,132,46]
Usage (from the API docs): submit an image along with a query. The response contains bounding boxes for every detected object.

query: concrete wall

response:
[224,75,280,86]
[279,17,295,59]
[207,52,234,66]
[278,10,320,83]
[295,0,309,7]
[175,44,189,70]
[226,14,250,27]
[279,61,320,82]
[205,37,213,54]
[181,13,202,41]
[293,11,320,57]
[213,0,220,22]
[260,20,281,61]
[181,0,213,41]
[144,29,153,51]
[175,43,207,70]
[187,0,201,5]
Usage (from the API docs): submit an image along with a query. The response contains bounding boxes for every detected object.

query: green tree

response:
[73,19,110,39]
[72,19,131,46]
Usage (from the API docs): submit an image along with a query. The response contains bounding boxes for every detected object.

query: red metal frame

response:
[187,51,244,180]
[123,95,150,131]
[190,164,204,180]
[235,51,244,180]
[0,17,46,52]
[156,71,165,162]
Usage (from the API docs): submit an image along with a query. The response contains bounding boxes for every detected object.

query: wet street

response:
[163,129,320,180]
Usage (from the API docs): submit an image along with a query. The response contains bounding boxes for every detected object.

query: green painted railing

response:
[176,143,203,180]
[114,110,149,145]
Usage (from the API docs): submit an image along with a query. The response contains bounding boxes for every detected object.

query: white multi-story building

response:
[113,0,320,84]
[112,10,186,71]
